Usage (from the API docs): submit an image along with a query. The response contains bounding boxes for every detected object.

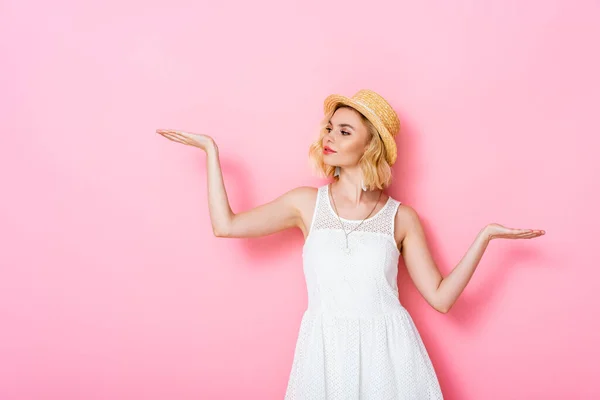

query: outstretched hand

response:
[485,223,545,241]
[156,129,216,152]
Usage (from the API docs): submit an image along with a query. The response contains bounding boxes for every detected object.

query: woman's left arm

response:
[396,205,545,314]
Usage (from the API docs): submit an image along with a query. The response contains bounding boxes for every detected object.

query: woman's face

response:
[322,107,371,167]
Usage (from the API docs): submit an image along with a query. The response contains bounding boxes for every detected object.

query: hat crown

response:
[350,89,400,138]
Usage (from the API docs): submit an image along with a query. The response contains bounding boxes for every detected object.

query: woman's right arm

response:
[157,129,314,238]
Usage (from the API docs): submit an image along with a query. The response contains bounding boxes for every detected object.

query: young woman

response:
[157,89,545,399]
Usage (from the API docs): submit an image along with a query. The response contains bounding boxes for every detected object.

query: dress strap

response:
[306,185,327,236]
[389,198,402,239]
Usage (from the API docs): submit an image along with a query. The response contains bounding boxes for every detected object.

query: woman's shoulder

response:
[281,185,319,209]
[393,201,423,232]
[287,185,320,197]
[388,200,420,247]
[281,186,320,230]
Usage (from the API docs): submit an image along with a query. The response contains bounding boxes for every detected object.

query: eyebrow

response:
[328,120,355,130]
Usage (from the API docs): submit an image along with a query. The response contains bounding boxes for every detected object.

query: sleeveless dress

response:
[284,184,444,399]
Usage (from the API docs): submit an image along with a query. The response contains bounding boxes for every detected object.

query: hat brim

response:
[323,94,397,165]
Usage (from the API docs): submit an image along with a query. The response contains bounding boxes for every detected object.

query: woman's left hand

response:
[484,223,545,241]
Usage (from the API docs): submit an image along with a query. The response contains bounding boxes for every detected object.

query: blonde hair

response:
[308,104,393,190]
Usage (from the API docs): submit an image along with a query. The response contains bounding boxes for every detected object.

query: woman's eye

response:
[325,127,350,136]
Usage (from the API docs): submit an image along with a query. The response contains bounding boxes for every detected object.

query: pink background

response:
[1,0,599,399]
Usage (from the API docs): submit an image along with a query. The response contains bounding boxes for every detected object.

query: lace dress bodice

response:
[302,184,404,317]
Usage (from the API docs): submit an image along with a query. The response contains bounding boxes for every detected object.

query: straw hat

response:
[323,89,400,165]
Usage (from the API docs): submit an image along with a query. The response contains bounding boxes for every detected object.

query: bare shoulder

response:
[393,202,422,250]
[283,185,318,208]
[396,203,420,223]
[279,185,318,219]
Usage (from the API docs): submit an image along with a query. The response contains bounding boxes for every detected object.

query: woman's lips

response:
[323,146,336,154]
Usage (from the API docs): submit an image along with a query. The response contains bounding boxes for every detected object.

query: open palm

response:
[486,223,545,240]
[156,129,215,152]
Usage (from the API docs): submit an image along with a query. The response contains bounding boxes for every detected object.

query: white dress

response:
[284,184,444,399]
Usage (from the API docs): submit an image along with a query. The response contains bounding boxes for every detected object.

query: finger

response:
[164,132,196,146]
[518,231,538,237]
[501,227,522,233]
[518,229,545,237]
[158,131,174,139]
[518,232,543,239]
[504,232,536,239]
[157,129,177,137]
[165,129,189,136]
[175,137,195,146]
[168,131,191,140]
[157,129,177,136]
[161,131,181,139]
[162,133,188,145]
[160,131,180,140]
[158,129,185,136]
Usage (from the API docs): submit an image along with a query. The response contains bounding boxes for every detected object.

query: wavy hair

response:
[308,104,393,190]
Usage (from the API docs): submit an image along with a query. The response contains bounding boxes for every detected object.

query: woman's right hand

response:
[156,129,216,153]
